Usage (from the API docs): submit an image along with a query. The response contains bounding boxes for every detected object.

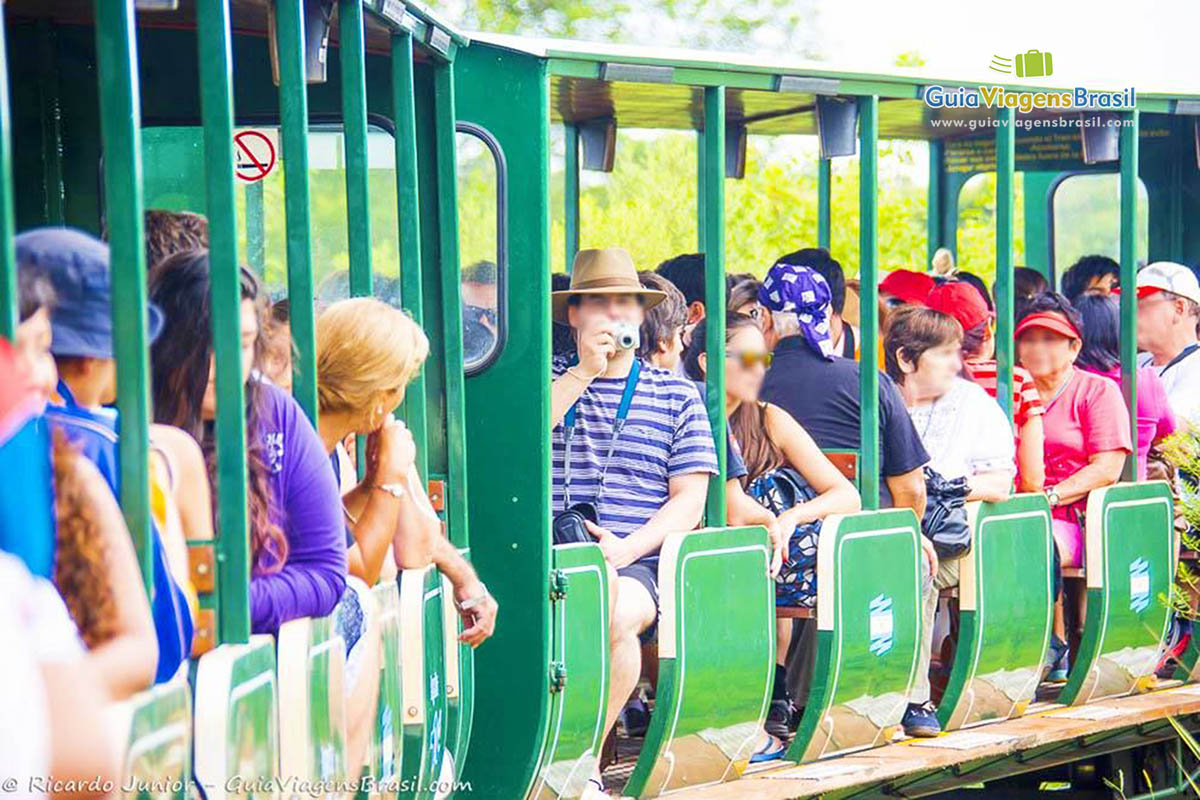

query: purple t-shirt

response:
[250,382,347,634]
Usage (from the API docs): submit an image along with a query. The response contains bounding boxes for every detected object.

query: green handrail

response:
[817,156,831,252]
[392,31,428,478]
[433,61,470,547]
[696,131,706,249]
[197,0,252,643]
[994,107,1016,423]
[273,0,319,424]
[857,95,880,510]
[339,0,372,477]
[926,139,944,267]
[0,3,15,339]
[340,0,372,298]
[701,85,727,525]
[1119,109,1141,483]
[94,0,153,589]
[564,123,580,271]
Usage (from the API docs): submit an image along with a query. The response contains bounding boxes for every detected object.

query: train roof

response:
[472,33,1200,139]
[7,0,469,59]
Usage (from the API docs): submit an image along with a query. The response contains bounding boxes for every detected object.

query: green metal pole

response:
[197,0,251,644]
[0,4,15,339]
[994,108,1015,424]
[392,32,428,478]
[338,0,372,478]
[927,139,944,268]
[339,0,372,298]
[702,86,727,525]
[564,123,580,272]
[1119,110,1140,483]
[246,181,265,274]
[696,130,706,250]
[433,60,470,547]
[858,95,880,511]
[817,156,831,252]
[94,0,153,587]
[274,0,319,423]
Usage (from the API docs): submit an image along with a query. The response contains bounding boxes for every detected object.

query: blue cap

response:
[16,227,164,359]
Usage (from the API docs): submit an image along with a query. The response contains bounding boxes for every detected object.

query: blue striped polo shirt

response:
[552,358,718,561]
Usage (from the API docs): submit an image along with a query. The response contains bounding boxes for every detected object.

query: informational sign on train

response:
[233,129,277,183]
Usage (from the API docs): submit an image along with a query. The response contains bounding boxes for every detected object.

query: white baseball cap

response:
[1134,261,1200,306]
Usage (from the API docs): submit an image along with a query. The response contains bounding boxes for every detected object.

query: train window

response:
[140,124,402,306]
[456,123,507,375]
[1052,173,1148,282]
[955,171,1027,281]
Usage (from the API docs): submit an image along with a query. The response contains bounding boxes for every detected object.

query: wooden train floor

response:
[664,683,1200,800]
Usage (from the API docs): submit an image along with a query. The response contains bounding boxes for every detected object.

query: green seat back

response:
[193,638,280,799]
[529,543,611,799]
[399,566,449,800]
[625,525,774,797]
[939,495,1055,730]
[1061,481,1176,705]
[789,509,924,762]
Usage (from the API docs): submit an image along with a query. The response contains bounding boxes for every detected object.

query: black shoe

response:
[902,701,941,738]
[619,695,650,738]
[765,699,796,740]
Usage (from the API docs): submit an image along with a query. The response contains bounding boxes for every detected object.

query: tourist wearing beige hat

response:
[550,248,718,796]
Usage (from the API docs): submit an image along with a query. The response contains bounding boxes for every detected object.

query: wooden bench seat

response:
[776,606,815,620]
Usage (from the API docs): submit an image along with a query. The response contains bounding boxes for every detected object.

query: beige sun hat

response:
[552,248,666,324]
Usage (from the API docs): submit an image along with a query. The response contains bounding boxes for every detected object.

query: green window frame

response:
[456,121,507,376]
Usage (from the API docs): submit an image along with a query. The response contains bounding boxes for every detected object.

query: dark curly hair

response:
[52,430,118,648]
[1016,291,1084,339]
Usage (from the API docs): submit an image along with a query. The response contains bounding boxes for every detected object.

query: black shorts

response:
[617,560,660,643]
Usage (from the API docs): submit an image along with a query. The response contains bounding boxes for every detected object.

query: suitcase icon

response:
[1015,49,1053,78]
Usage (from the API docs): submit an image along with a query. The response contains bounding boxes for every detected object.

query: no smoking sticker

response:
[234,129,277,183]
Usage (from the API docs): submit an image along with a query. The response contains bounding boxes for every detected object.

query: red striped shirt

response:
[965,360,1044,430]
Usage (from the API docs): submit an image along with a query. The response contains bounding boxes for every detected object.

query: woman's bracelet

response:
[566,365,603,383]
[455,582,491,613]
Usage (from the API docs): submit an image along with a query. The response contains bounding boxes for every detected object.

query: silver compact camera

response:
[612,321,641,351]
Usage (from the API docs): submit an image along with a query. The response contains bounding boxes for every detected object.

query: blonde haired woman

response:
[317,296,435,583]
[315,297,497,635]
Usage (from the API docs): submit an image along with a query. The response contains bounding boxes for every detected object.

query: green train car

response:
[2,2,1200,799]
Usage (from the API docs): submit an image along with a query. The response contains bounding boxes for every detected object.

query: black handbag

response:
[553,502,598,546]
[921,466,971,559]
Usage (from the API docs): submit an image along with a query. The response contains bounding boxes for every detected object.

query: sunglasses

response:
[728,350,774,368]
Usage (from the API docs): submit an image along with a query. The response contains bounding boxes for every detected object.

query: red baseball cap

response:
[1014,310,1081,341]
[926,281,993,331]
[879,269,936,305]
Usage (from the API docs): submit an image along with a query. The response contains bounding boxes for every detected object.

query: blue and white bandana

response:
[759,263,835,361]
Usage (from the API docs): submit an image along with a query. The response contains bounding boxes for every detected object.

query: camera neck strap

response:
[562,358,642,511]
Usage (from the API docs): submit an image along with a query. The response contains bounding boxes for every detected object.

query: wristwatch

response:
[371,482,408,500]
[1046,486,1061,508]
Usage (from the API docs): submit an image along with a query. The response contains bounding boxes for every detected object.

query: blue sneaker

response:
[1046,635,1070,683]
[750,732,788,763]
[902,701,941,738]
